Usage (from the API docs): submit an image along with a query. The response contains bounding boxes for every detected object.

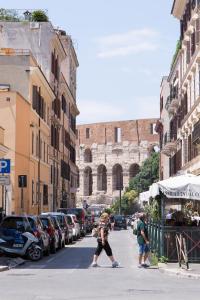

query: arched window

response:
[129,164,140,179]
[83,167,93,196]
[84,148,92,163]
[112,164,123,191]
[97,165,107,192]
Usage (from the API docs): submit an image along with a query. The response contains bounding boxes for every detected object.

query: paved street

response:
[0,229,200,300]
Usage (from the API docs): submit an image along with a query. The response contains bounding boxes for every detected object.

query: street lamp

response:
[119,173,123,215]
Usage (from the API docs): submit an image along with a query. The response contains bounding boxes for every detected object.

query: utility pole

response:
[119,173,123,215]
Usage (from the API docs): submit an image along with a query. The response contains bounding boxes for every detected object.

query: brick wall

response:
[77,119,159,146]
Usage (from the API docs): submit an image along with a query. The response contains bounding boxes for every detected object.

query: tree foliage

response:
[0,9,20,21]
[111,190,139,215]
[32,10,49,22]
[129,152,159,193]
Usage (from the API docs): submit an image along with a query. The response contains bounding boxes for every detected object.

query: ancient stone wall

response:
[76,119,159,206]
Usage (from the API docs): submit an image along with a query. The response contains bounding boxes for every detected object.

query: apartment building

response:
[76,119,159,206]
[156,77,170,180]
[0,13,79,213]
[159,0,200,177]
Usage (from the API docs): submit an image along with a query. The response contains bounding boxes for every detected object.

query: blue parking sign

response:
[0,159,11,174]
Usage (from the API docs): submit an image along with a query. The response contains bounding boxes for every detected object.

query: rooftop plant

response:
[32,10,48,22]
[171,40,182,69]
[0,9,20,21]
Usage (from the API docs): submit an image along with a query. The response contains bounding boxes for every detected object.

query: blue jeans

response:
[139,244,150,255]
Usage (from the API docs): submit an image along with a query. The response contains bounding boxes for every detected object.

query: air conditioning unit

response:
[30,22,40,30]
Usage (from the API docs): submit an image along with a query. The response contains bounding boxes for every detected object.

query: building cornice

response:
[171,0,187,19]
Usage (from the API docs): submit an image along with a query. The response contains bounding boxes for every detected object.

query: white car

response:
[66,214,81,240]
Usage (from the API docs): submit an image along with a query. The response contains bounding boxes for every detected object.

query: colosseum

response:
[76,119,159,206]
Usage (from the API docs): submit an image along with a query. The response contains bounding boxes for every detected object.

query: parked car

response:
[27,216,50,256]
[114,215,127,230]
[58,208,87,236]
[66,214,81,241]
[0,215,42,261]
[39,215,59,254]
[41,214,65,249]
[43,212,73,245]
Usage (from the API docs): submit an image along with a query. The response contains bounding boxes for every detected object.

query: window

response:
[36,135,39,157]
[150,123,157,135]
[62,95,67,114]
[114,127,121,143]
[86,128,90,139]
[32,180,34,205]
[43,184,48,205]
[32,132,34,155]
[43,141,46,162]
[61,160,70,180]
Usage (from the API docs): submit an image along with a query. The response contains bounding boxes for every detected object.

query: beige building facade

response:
[159,0,200,178]
[0,17,79,214]
[76,119,159,206]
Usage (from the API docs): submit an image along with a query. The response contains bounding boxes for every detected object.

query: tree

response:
[0,9,20,21]
[129,152,159,193]
[111,190,138,215]
[32,10,49,22]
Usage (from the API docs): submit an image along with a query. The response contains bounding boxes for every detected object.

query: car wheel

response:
[27,245,42,261]
[50,241,56,254]
[58,239,62,249]
[45,244,50,256]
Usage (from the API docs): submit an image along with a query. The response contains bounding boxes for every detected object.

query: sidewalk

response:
[158,262,200,279]
[0,256,26,272]
[130,229,200,280]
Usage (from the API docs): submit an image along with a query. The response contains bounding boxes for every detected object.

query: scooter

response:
[0,231,42,261]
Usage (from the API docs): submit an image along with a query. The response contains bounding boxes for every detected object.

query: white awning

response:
[149,174,200,200]
[139,191,150,204]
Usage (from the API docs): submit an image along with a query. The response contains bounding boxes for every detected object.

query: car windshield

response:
[40,218,49,227]
[1,217,24,229]
[67,216,73,224]
[28,218,36,229]
[53,215,63,225]
[64,209,83,219]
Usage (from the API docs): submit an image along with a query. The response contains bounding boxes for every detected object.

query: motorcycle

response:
[0,231,43,261]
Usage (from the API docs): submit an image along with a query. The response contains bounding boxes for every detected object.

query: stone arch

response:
[129,163,140,179]
[97,164,107,192]
[84,148,92,163]
[83,167,93,196]
[112,164,123,191]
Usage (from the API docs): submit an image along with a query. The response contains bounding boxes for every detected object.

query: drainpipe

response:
[136,120,140,162]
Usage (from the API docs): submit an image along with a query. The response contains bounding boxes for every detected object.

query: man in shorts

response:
[137,213,150,268]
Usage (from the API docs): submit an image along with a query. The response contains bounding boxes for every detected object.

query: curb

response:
[0,266,9,272]
[159,266,200,279]
[0,257,26,272]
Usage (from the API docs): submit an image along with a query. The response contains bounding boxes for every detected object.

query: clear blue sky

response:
[0,0,179,124]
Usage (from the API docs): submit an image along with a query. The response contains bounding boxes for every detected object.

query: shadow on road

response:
[16,245,96,270]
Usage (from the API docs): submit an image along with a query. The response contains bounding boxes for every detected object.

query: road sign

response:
[18,175,27,188]
[0,175,10,185]
[0,159,11,174]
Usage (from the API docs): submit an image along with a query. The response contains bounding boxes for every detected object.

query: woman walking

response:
[91,212,119,268]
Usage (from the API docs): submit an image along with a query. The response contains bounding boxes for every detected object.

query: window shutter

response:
[196,18,200,44]
[191,31,196,56]
[32,85,37,110]
[186,41,191,64]
[51,52,55,74]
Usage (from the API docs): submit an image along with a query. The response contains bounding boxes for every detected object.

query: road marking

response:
[46,257,55,263]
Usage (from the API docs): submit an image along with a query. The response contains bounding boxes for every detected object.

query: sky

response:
[0,0,179,124]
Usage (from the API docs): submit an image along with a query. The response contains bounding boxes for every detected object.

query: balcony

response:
[161,132,177,156]
[166,85,180,116]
